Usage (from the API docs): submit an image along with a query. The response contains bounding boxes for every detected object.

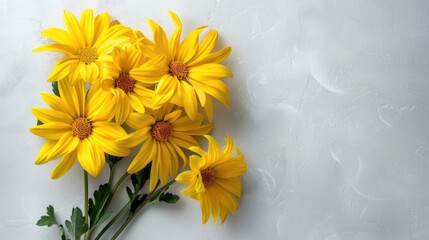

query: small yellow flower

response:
[33,9,131,84]
[99,44,165,124]
[142,11,233,121]
[30,79,131,178]
[176,135,247,224]
[119,104,212,191]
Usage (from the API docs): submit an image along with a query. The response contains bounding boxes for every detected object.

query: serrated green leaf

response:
[65,207,88,240]
[149,186,168,203]
[105,154,122,168]
[88,184,111,228]
[159,192,180,204]
[130,163,151,192]
[130,194,148,214]
[97,211,113,226]
[36,216,56,227]
[52,82,60,97]
[36,205,56,227]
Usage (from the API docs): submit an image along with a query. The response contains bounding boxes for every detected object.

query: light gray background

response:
[1,0,429,239]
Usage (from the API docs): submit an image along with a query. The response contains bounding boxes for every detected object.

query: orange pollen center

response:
[151,121,173,142]
[200,168,215,187]
[72,117,92,139]
[115,73,135,94]
[78,47,98,64]
[169,61,189,80]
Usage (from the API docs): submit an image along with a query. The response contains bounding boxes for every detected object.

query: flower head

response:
[140,11,233,121]
[98,44,165,124]
[119,104,212,191]
[30,79,131,178]
[176,135,247,224]
[33,9,131,84]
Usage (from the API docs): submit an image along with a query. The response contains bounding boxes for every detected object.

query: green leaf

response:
[130,162,151,191]
[159,192,180,204]
[105,154,122,168]
[37,119,44,125]
[36,205,68,240]
[36,205,56,227]
[88,184,111,228]
[130,194,148,214]
[65,207,88,240]
[97,211,113,226]
[52,81,60,97]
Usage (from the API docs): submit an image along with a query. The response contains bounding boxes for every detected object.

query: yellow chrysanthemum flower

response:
[176,135,246,224]
[30,80,131,178]
[141,11,233,121]
[119,104,212,191]
[33,9,131,84]
[98,44,166,124]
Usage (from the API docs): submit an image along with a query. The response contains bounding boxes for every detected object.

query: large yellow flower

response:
[141,11,233,121]
[33,9,131,84]
[176,135,246,224]
[99,44,166,124]
[30,79,131,178]
[119,104,212,191]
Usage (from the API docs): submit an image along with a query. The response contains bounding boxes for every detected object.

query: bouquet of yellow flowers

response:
[30,9,247,240]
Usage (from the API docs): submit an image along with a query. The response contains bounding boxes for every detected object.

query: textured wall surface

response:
[1,0,429,239]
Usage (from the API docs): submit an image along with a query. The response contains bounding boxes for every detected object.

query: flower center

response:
[151,121,173,142]
[200,168,215,187]
[169,61,189,80]
[71,117,92,139]
[115,73,135,94]
[77,47,98,64]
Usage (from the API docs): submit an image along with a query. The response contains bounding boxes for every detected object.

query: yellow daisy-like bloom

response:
[33,9,131,84]
[30,80,131,178]
[176,135,247,224]
[119,104,212,191]
[143,11,233,121]
[99,44,165,124]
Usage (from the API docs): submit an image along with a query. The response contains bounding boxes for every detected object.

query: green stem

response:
[110,180,176,240]
[112,172,129,195]
[93,197,133,240]
[89,172,130,240]
[109,165,116,187]
[83,171,89,240]
[110,215,133,240]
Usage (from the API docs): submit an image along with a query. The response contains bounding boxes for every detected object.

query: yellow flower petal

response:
[80,9,94,46]
[35,140,57,164]
[51,150,77,179]
[40,28,72,46]
[47,58,75,82]
[213,160,247,179]
[126,112,154,130]
[77,137,101,176]
[63,10,85,49]
[117,127,151,148]
[167,11,182,57]
[92,130,130,157]
[180,81,198,120]
[114,90,131,125]
[47,132,79,160]
[176,171,197,185]
[40,93,72,116]
[32,108,73,124]
[127,139,156,173]
[164,109,182,123]
[30,122,71,140]
[33,43,76,55]
[179,26,206,63]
